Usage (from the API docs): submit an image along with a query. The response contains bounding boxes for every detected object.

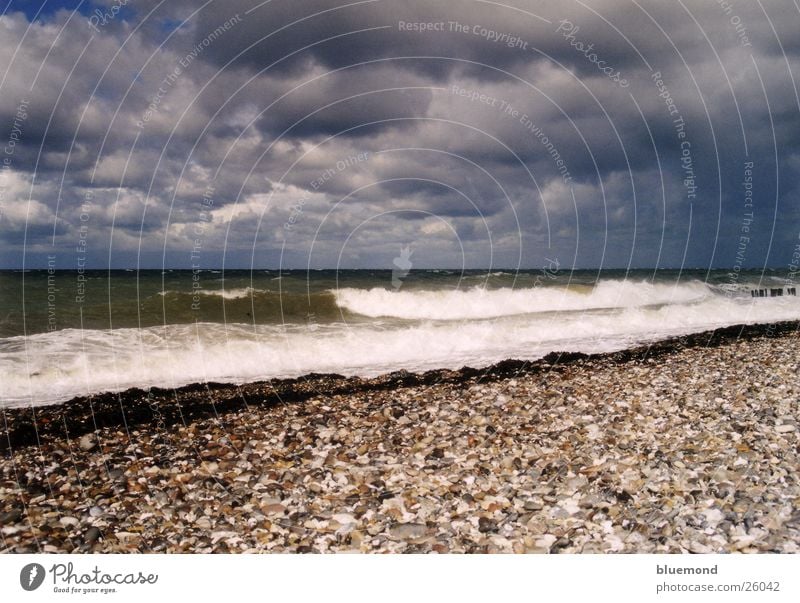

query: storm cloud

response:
[0,0,798,270]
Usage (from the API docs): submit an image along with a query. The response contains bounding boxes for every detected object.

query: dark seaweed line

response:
[2,320,798,454]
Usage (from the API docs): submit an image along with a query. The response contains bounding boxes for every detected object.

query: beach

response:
[1,322,798,553]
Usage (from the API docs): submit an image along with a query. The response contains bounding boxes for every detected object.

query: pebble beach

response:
[1,322,799,554]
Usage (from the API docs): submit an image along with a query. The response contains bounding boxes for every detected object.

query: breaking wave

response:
[2,276,799,406]
[333,280,712,320]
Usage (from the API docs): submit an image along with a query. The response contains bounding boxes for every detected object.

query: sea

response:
[1,268,799,407]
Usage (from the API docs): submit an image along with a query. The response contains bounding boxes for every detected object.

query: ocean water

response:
[1,268,798,407]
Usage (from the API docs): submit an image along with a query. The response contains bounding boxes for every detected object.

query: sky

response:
[0,0,798,270]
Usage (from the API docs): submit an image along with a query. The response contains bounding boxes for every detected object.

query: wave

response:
[159,286,268,300]
[333,280,713,320]
[147,290,343,323]
[2,291,800,406]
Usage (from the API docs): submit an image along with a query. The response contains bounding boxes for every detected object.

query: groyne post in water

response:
[750,287,795,297]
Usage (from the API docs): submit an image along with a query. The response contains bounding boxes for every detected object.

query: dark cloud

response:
[0,0,798,269]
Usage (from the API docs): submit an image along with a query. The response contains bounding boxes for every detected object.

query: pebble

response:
[389,523,428,540]
[84,527,101,544]
[0,508,22,523]
[0,332,798,553]
[523,499,544,511]
[79,435,96,451]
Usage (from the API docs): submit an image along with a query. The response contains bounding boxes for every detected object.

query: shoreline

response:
[2,320,799,453]
[0,320,798,552]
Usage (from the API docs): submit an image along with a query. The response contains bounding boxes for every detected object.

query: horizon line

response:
[0,266,792,272]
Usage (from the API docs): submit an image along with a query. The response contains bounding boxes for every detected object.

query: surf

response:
[333,279,713,320]
[2,287,799,406]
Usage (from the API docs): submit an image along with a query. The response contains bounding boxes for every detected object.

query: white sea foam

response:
[158,286,267,299]
[2,288,799,407]
[334,280,712,320]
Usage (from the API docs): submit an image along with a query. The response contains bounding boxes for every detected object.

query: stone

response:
[389,523,428,540]
[59,516,80,528]
[523,499,543,511]
[262,504,286,515]
[195,517,212,529]
[84,527,101,544]
[0,509,22,524]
